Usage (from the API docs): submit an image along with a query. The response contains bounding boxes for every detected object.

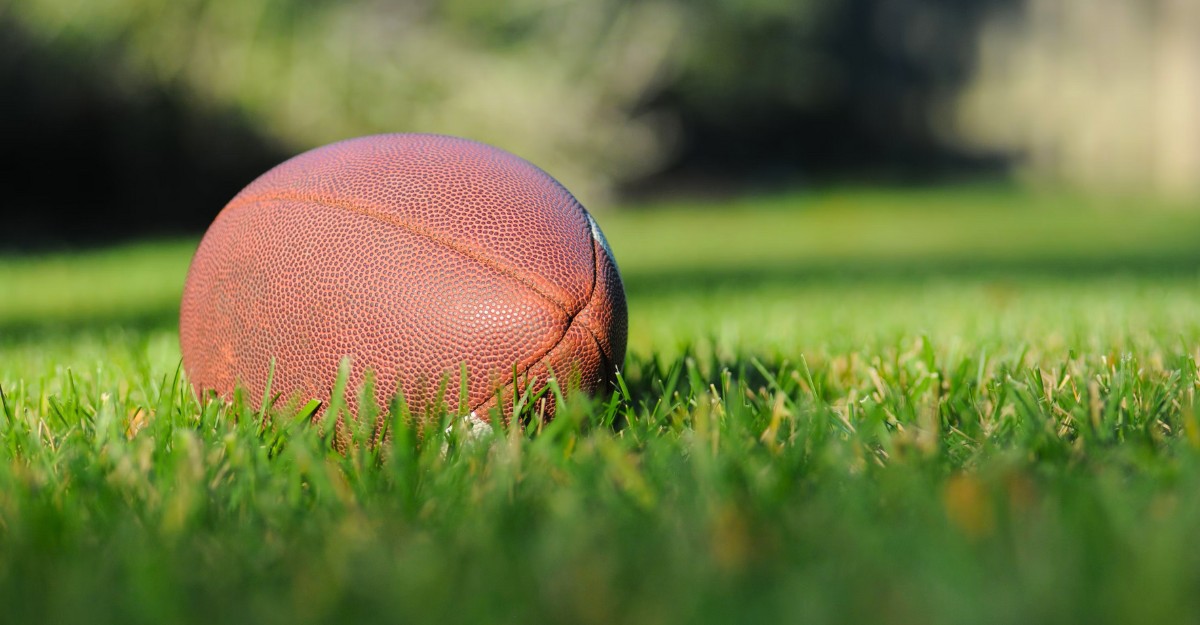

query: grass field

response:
[2,187,1200,624]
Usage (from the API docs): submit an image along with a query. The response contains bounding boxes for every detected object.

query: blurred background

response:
[5,4,1200,621]
[4,0,1197,248]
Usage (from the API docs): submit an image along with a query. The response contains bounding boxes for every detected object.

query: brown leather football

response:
[179,134,627,422]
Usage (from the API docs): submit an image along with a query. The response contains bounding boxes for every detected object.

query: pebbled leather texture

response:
[179,134,627,423]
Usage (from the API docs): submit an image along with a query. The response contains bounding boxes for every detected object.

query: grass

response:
[2,186,1200,624]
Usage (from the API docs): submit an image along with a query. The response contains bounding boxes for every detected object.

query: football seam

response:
[224,191,580,316]
[578,321,612,378]
[470,225,601,414]
[471,308,590,415]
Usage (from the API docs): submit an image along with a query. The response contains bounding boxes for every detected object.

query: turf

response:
[2,187,1200,624]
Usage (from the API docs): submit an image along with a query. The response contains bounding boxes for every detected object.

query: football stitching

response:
[473,307,585,416]
[471,219,600,415]
[225,191,577,316]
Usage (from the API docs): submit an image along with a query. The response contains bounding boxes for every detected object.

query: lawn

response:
[2,187,1200,624]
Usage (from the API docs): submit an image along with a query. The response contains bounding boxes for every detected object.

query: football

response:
[179,134,627,423]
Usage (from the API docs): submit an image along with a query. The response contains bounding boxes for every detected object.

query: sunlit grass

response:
[1,187,1200,624]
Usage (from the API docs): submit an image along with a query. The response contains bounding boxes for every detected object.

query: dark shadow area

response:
[0,305,181,346]
[621,252,1200,298]
[0,18,289,250]
[628,0,1019,198]
[4,249,1196,343]
[617,353,782,418]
